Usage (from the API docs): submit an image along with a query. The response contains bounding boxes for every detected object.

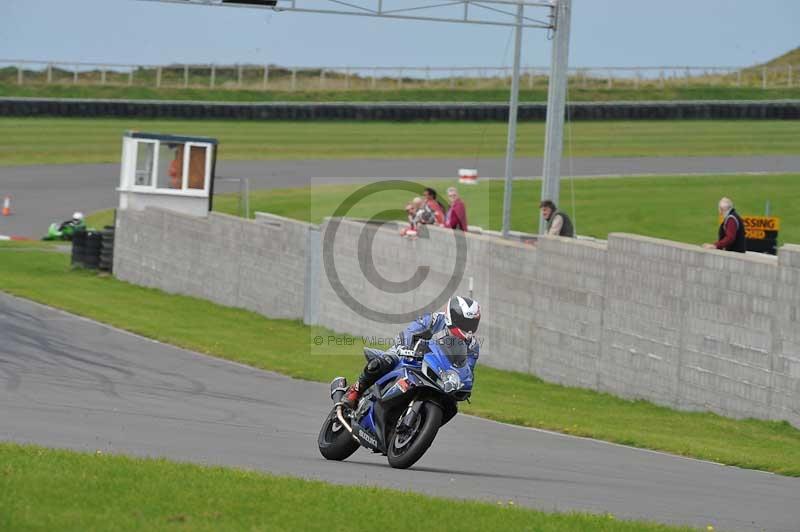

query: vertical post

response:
[789,64,793,88]
[538,0,572,234]
[449,70,455,89]
[210,65,216,88]
[684,67,690,87]
[501,3,525,238]
[425,66,430,87]
[17,65,23,85]
[398,68,403,88]
[634,70,640,90]
[371,69,377,90]
[345,68,350,89]
[320,68,325,88]
[73,66,78,84]
[101,69,107,85]
[736,69,742,87]
[238,65,243,88]
[659,69,665,90]
[184,65,189,88]
[156,67,162,88]
[291,68,297,91]
[263,65,269,90]
[762,66,767,90]
[606,69,612,89]
[128,69,134,86]
[47,64,53,84]
[528,69,534,89]
[765,199,771,217]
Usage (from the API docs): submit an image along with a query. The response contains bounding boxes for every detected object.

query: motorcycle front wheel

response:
[387,402,443,469]
[318,407,360,461]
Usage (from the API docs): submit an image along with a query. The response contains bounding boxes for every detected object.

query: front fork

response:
[397,400,424,432]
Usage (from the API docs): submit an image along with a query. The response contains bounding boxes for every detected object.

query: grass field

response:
[2,242,800,477]
[210,174,800,244]
[0,443,695,532]
[4,81,800,103]
[2,118,798,165]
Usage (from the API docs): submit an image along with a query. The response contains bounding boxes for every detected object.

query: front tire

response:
[387,402,443,469]
[318,407,359,461]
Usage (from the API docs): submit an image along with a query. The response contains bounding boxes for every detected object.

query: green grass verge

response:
[2,243,800,477]
[207,174,800,245]
[2,118,798,165]
[4,81,800,103]
[0,443,693,532]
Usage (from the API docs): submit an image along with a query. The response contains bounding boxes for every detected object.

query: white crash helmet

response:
[72,212,84,221]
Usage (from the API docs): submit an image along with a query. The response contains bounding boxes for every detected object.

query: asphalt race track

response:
[1,293,798,531]
[2,155,799,238]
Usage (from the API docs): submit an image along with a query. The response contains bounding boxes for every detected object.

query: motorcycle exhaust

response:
[330,377,347,403]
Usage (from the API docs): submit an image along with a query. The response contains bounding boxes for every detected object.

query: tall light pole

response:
[500,3,525,238]
[539,0,572,234]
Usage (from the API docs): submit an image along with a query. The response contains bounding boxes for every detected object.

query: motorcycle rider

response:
[342,295,481,409]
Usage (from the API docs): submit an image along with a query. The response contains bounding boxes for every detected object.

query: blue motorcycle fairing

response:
[353,339,474,454]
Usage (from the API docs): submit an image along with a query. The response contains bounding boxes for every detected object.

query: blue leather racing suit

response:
[355,312,479,391]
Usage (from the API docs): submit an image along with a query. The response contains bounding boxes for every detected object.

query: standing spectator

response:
[445,187,468,232]
[539,200,575,237]
[423,187,445,225]
[703,197,746,252]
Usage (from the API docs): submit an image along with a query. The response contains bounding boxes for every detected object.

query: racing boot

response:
[341,382,362,410]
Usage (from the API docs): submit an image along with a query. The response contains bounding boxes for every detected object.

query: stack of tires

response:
[70,230,103,270]
[99,227,115,273]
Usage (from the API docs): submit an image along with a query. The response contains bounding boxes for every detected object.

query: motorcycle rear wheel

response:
[387,402,443,469]
[318,407,360,461]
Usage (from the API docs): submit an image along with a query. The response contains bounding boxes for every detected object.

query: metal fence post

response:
[606,69,612,89]
[184,65,189,88]
[238,65,243,88]
[210,65,216,88]
[101,69,107,85]
[263,65,269,89]
[762,66,767,90]
[17,65,23,85]
[789,64,793,88]
[47,64,53,84]
[156,67,162,88]
[129,69,134,86]
[291,68,297,91]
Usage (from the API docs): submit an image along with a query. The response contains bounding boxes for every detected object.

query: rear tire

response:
[387,402,443,469]
[318,407,359,461]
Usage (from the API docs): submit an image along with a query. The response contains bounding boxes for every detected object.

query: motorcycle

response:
[42,220,87,241]
[318,335,474,469]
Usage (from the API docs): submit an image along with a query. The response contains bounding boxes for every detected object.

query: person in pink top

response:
[444,187,468,232]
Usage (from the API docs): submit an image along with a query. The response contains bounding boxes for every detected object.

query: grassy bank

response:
[2,242,799,476]
[2,118,798,165]
[208,174,800,244]
[3,82,800,103]
[0,443,693,532]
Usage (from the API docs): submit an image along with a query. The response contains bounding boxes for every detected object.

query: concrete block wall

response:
[114,208,310,320]
[114,209,800,427]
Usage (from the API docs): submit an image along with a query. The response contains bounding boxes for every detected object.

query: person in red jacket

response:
[444,187,468,232]
[703,197,746,253]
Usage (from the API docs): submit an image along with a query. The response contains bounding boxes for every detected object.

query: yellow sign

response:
[718,215,780,240]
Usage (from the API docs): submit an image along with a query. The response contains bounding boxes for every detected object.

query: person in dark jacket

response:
[539,200,575,237]
[703,197,746,253]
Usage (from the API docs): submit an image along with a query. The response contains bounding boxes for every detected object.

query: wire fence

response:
[1,59,797,92]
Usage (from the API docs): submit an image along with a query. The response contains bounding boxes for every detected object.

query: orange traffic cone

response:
[1,196,10,216]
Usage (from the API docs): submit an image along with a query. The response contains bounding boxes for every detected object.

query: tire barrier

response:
[70,230,103,270]
[99,226,115,273]
[2,97,799,121]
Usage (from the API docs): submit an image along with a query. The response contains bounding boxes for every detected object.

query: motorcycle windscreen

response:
[433,336,468,368]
